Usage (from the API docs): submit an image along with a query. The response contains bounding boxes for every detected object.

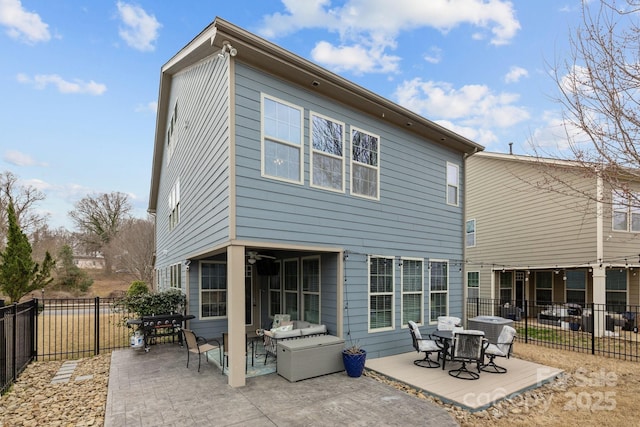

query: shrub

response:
[115,288,187,320]
[127,281,149,297]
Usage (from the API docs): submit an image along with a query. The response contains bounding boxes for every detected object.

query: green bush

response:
[116,288,187,319]
[127,281,149,297]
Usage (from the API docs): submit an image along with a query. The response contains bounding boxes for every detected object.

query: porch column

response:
[227,245,246,387]
[592,267,606,337]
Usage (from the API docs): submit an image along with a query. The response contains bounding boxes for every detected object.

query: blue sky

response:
[1,0,582,230]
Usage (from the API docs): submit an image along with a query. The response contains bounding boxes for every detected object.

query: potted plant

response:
[342,342,367,378]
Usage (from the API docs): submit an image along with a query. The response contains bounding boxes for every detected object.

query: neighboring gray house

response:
[148,17,483,386]
[465,152,640,325]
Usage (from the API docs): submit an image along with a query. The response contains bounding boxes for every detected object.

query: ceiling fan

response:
[246,251,276,264]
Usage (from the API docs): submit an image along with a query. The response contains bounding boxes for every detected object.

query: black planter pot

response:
[342,349,367,377]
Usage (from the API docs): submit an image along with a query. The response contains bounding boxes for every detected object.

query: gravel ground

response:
[0,353,111,427]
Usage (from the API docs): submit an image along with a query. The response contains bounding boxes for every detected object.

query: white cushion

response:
[300,324,326,336]
[417,339,440,352]
[437,316,461,331]
[408,321,422,339]
[485,343,506,357]
[272,329,301,339]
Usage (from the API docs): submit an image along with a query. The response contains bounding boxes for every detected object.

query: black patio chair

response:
[448,330,487,380]
[408,321,442,368]
[481,325,516,374]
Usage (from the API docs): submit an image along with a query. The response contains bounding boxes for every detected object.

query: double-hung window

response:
[565,270,586,306]
[302,257,321,324]
[466,219,476,247]
[612,191,640,232]
[169,178,180,231]
[401,258,423,325]
[369,256,394,330]
[446,162,459,206]
[429,260,448,322]
[261,95,303,183]
[467,271,479,300]
[606,269,627,312]
[499,271,512,304]
[283,259,299,320]
[200,262,227,318]
[311,112,344,192]
[351,128,380,199]
[170,263,182,290]
[535,271,553,305]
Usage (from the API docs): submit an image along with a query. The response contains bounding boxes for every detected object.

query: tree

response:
[55,244,93,294]
[0,202,54,303]
[542,0,640,205]
[0,170,49,246]
[69,192,132,273]
[108,217,155,285]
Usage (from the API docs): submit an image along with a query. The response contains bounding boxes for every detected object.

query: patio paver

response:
[105,344,459,426]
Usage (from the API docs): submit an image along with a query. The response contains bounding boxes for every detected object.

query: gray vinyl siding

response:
[233,63,465,357]
[155,57,231,274]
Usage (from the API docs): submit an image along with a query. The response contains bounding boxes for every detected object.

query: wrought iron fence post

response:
[11,303,17,383]
[591,302,595,355]
[30,299,37,359]
[95,297,100,356]
[524,300,529,344]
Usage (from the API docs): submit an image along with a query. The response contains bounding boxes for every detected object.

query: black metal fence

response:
[1,300,37,395]
[467,298,640,361]
[1,297,135,395]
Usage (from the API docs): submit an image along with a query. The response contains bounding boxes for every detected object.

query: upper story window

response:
[166,101,178,166]
[466,219,476,247]
[447,162,459,206]
[612,190,640,232]
[261,94,303,184]
[351,127,380,200]
[310,112,345,192]
[169,178,180,231]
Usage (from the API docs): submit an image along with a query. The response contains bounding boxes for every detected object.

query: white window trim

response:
[283,258,300,319]
[169,178,180,231]
[166,100,178,166]
[310,111,346,193]
[467,271,480,299]
[267,260,283,318]
[466,218,476,248]
[428,259,449,325]
[260,93,304,185]
[446,162,460,207]
[302,256,321,323]
[350,126,381,201]
[170,263,182,290]
[368,255,395,332]
[400,257,424,328]
[612,190,640,233]
[199,261,227,320]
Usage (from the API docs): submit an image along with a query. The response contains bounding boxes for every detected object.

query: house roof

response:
[148,17,484,213]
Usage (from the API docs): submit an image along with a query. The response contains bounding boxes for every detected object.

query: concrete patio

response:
[105,344,460,426]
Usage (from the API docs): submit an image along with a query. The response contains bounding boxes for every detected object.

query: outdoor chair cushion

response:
[300,324,327,336]
[437,316,462,331]
[485,325,516,357]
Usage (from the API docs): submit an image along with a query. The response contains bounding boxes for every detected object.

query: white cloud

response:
[423,46,442,64]
[505,66,529,83]
[260,0,520,73]
[393,78,530,145]
[311,40,400,74]
[22,178,53,192]
[4,149,47,167]
[135,101,157,113]
[0,0,50,44]
[17,73,107,95]
[116,1,161,52]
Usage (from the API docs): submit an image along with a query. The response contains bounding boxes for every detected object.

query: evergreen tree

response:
[0,202,54,303]
[56,244,93,293]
